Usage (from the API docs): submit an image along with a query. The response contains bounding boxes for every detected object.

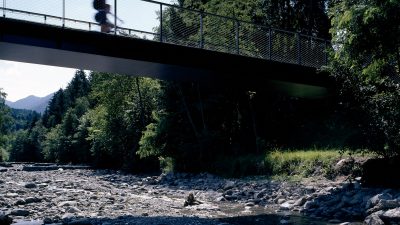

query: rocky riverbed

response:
[0,163,399,225]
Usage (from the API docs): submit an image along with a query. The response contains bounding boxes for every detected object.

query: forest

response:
[0,0,399,177]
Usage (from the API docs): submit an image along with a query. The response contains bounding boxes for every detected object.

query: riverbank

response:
[0,163,397,225]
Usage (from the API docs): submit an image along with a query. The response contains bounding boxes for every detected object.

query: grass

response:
[264,149,374,180]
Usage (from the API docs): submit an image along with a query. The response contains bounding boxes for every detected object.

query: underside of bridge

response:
[0,18,332,97]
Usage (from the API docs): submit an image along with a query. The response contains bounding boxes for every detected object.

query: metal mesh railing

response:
[0,0,330,68]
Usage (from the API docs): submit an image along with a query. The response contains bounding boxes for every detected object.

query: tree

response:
[42,89,67,128]
[329,0,400,156]
[0,88,13,161]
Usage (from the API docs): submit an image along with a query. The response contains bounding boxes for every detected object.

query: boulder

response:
[364,213,385,225]
[0,212,12,225]
[381,207,400,224]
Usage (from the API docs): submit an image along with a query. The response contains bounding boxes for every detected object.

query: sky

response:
[0,0,174,102]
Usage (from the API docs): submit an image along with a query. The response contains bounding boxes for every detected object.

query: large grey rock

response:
[381,207,400,223]
[364,214,385,225]
[367,193,392,209]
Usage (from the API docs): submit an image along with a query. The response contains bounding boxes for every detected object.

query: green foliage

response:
[0,88,13,161]
[329,0,400,156]
[10,109,41,131]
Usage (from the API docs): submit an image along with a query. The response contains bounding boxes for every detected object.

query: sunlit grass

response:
[264,149,374,179]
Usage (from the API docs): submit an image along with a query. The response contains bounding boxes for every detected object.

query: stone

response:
[367,193,393,209]
[15,199,27,205]
[24,182,37,189]
[335,158,355,175]
[25,197,41,204]
[294,197,307,206]
[277,198,286,204]
[0,168,7,172]
[11,209,30,217]
[364,213,385,225]
[66,207,81,213]
[279,202,293,210]
[381,207,400,223]
[223,181,236,191]
[0,212,12,225]
[303,200,317,210]
[245,202,255,207]
[58,201,78,207]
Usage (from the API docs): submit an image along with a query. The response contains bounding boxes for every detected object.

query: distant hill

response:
[6,93,53,113]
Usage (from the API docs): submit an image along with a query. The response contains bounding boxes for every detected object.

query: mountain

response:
[6,93,53,113]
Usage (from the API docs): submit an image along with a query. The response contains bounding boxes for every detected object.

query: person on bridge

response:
[94,0,114,33]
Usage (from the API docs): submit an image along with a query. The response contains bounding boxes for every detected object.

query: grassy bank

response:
[210,149,373,178]
[265,150,344,179]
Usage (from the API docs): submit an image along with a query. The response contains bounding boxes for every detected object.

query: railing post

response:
[297,33,302,65]
[159,4,163,42]
[3,0,6,17]
[114,0,117,35]
[62,0,65,27]
[269,28,272,60]
[235,20,239,54]
[200,13,204,49]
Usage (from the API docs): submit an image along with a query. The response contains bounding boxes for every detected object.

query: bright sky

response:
[0,0,174,102]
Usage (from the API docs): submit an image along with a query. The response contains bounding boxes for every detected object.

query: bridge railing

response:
[0,0,329,68]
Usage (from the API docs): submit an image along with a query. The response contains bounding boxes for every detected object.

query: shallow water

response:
[217,203,363,225]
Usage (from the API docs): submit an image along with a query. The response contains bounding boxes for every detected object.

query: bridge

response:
[0,0,331,91]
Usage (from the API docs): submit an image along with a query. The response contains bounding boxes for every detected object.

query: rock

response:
[0,168,7,172]
[279,202,293,210]
[335,158,355,175]
[381,207,400,223]
[0,212,12,225]
[43,218,53,224]
[24,182,37,189]
[303,200,317,210]
[368,199,400,214]
[15,199,27,205]
[223,181,236,191]
[367,193,393,209]
[58,201,78,207]
[245,202,255,207]
[294,197,307,206]
[328,219,341,223]
[25,197,41,204]
[11,209,30,216]
[66,207,81,213]
[216,196,226,202]
[276,198,286,204]
[364,213,385,225]
[6,193,18,198]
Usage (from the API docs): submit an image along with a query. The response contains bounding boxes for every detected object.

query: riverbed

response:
[0,164,365,225]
